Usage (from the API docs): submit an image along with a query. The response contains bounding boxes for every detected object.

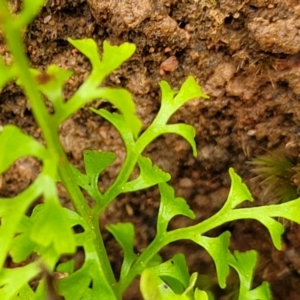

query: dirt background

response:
[2,0,300,299]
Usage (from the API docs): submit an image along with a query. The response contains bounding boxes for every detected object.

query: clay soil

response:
[2,0,300,299]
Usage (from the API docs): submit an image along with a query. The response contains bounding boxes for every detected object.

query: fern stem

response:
[0,2,116,290]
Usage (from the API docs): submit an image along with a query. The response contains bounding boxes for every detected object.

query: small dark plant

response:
[250,150,300,203]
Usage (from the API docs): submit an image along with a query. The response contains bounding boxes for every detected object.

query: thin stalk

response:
[0,4,92,220]
[91,214,117,289]
[0,3,116,289]
[117,235,165,295]
[96,150,139,214]
[97,125,161,214]
[116,222,216,293]
[117,203,235,293]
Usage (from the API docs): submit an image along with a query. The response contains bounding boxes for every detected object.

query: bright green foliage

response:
[106,223,137,280]
[18,0,45,27]
[70,150,117,201]
[1,1,300,300]
[140,254,203,300]
[157,183,195,234]
[0,56,14,90]
[122,156,171,192]
[228,251,271,299]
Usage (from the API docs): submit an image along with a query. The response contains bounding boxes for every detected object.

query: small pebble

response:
[159,56,179,75]
[247,129,256,136]
[43,15,52,24]
[179,177,194,188]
